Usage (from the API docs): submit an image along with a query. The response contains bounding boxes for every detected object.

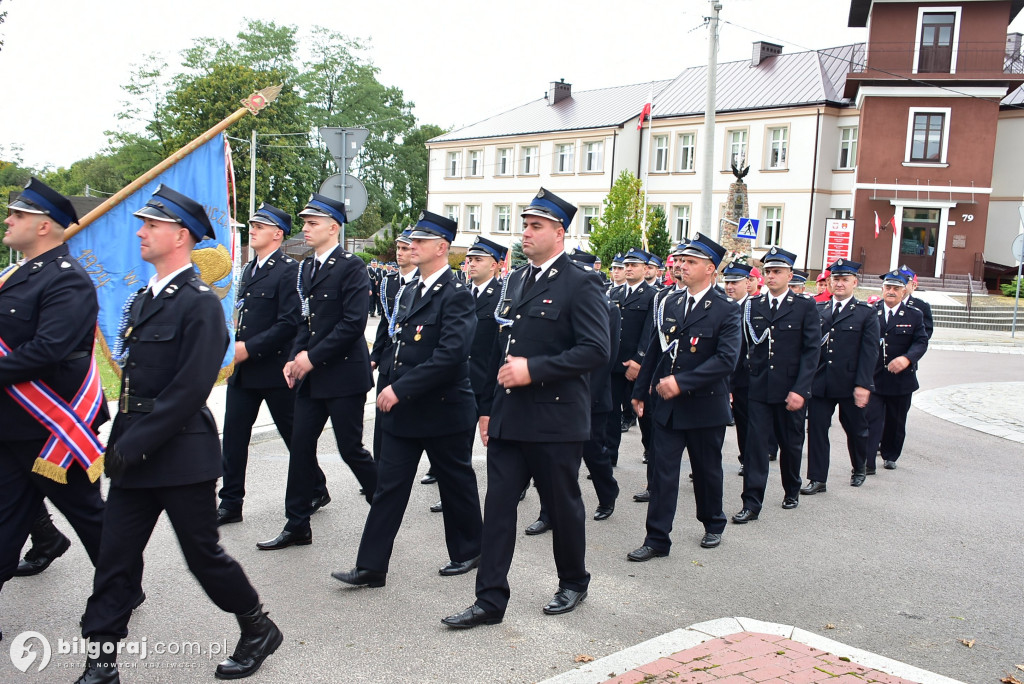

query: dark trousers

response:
[356,429,481,573]
[82,481,259,638]
[220,384,313,512]
[866,392,913,467]
[741,400,805,511]
[538,411,619,523]
[644,424,727,552]
[475,439,589,614]
[0,439,104,590]
[807,395,870,482]
[731,385,749,464]
[284,393,377,534]
[605,373,628,458]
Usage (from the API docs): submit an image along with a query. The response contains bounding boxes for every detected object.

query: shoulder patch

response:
[60,261,72,268]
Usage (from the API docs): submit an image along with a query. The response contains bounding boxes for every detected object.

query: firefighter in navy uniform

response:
[259,193,378,550]
[899,265,934,339]
[442,188,609,629]
[217,203,312,526]
[0,179,108,631]
[332,211,483,587]
[626,233,741,558]
[866,270,929,473]
[733,248,819,523]
[802,259,880,494]
[721,261,754,477]
[79,185,281,683]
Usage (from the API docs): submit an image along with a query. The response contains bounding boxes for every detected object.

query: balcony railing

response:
[848,41,1024,76]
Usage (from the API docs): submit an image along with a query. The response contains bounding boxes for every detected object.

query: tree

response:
[1,148,35,267]
[392,124,447,219]
[588,170,671,265]
[347,201,384,240]
[511,240,527,268]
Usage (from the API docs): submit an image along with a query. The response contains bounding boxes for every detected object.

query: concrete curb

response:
[929,342,1024,354]
[914,382,1024,444]
[540,617,966,684]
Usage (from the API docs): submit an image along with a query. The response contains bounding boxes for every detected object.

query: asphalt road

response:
[3,346,1022,683]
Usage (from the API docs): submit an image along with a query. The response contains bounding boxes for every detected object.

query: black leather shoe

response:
[525,519,550,535]
[256,530,312,550]
[866,467,876,475]
[518,485,528,502]
[74,661,120,684]
[310,493,331,513]
[215,603,282,679]
[642,451,649,464]
[216,508,243,527]
[15,533,71,577]
[441,604,503,629]
[731,508,759,524]
[543,588,587,615]
[627,545,668,562]
[800,481,826,495]
[884,460,897,470]
[850,473,866,487]
[439,556,480,576]
[331,567,386,587]
[782,497,799,510]
[429,500,443,513]
[420,473,437,485]
[700,532,722,548]
[593,505,614,521]
[633,490,650,503]
[737,465,744,476]
[619,418,632,433]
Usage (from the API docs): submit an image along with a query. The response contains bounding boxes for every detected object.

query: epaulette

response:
[185,276,211,293]
[58,257,73,269]
[282,256,294,263]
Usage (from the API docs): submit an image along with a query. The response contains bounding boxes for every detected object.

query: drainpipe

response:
[610,128,619,191]
[804,107,823,270]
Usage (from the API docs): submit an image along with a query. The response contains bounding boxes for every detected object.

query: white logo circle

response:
[9,631,51,673]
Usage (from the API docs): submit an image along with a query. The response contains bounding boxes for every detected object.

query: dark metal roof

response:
[429,80,672,143]
[653,45,860,118]
[850,0,1024,27]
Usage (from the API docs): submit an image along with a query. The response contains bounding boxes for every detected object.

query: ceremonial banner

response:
[67,134,237,376]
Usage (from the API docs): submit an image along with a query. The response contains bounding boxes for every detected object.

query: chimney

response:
[751,41,783,67]
[1007,33,1023,61]
[547,79,572,105]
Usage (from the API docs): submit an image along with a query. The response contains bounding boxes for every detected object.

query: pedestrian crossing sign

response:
[737,218,759,239]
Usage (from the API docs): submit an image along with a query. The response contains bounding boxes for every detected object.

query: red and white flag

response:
[637,89,653,130]
[874,211,880,238]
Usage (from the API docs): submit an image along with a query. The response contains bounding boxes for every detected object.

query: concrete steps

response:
[865,273,986,294]
[930,304,1020,331]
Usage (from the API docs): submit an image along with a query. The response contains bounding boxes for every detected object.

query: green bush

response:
[1001,275,1023,297]
[354,252,374,264]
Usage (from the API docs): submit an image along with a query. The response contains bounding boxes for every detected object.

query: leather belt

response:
[120,396,155,414]
[64,351,90,362]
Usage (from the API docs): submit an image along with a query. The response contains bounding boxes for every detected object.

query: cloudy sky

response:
[1,0,1022,170]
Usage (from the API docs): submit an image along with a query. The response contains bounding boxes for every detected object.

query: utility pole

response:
[248,129,257,220]
[701,0,722,237]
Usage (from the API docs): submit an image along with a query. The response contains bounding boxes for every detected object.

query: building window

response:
[496,148,512,176]
[520,146,537,175]
[652,135,669,172]
[581,206,599,235]
[678,132,696,172]
[444,204,459,222]
[906,109,950,164]
[673,205,691,241]
[760,206,782,247]
[917,11,957,73]
[726,129,747,169]
[583,141,603,172]
[838,127,858,169]
[514,205,529,233]
[466,205,480,232]
[446,151,460,178]
[833,208,853,220]
[495,205,511,233]
[554,143,574,174]
[467,150,482,177]
[765,127,788,169]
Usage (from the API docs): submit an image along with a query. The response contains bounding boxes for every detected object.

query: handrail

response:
[965,273,973,322]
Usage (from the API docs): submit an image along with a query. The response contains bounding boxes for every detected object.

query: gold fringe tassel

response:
[86,456,105,483]
[31,458,69,484]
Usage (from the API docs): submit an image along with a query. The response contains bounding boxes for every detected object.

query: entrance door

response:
[900,207,940,276]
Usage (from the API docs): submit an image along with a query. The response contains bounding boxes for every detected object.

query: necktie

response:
[770,298,778,315]
[886,309,893,324]
[834,302,842,316]
[310,259,321,281]
[684,296,695,320]
[523,266,540,295]
[250,261,259,280]
[414,282,427,303]
[473,285,480,299]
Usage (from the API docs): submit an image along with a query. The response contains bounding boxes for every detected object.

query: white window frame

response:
[673,205,691,241]
[912,6,962,75]
[554,142,575,174]
[580,205,600,236]
[652,135,669,172]
[495,205,511,233]
[444,204,459,222]
[904,107,951,165]
[583,141,603,173]
[765,126,788,170]
[496,148,513,176]
[467,149,482,177]
[466,205,481,233]
[725,129,748,170]
[446,151,461,178]
[833,208,853,220]
[678,132,696,172]
[838,126,858,169]
[520,146,538,175]
[514,205,529,234]
[759,205,783,247]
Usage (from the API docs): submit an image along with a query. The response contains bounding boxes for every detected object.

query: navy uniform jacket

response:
[109,270,226,488]
[812,298,880,398]
[486,254,610,443]
[292,245,372,398]
[634,287,741,430]
[468,277,501,414]
[744,292,820,402]
[370,269,415,379]
[229,249,300,389]
[380,269,477,438]
[873,303,929,395]
[609,282,655,370]
[591,301,621,413]
[729,295,751,391]
[0,244,109,440]
[905,295,934,340]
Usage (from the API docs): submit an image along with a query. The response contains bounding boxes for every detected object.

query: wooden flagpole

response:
[64,84,283,241]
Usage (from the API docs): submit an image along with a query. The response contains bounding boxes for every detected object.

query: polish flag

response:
[874,211,880,238]
[637,89,653,130]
